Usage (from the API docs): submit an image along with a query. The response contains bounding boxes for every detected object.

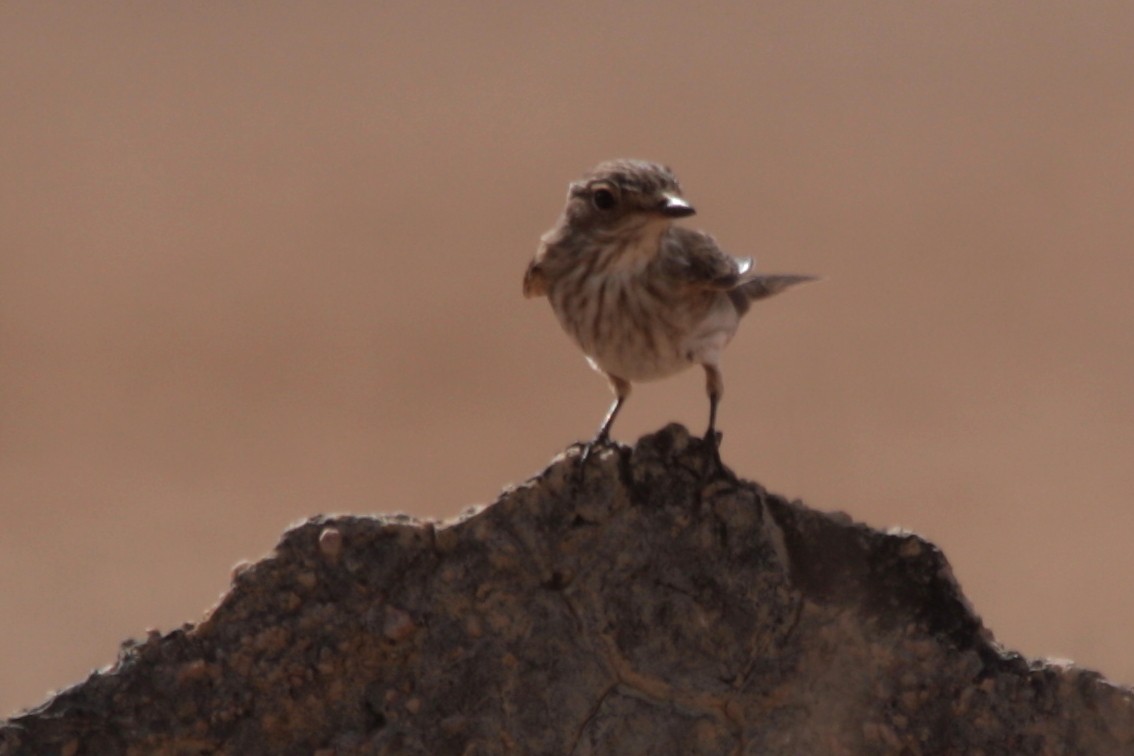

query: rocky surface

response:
[2,424,1133,755]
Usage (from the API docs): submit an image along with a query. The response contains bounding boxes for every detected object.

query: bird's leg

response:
[579,375,630,468]
[702,364,724,471]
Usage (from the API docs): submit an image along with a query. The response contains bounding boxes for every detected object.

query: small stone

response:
[318,527,343,561]
[177,659,211,684]
[898,537,923,558]
[382,606,415,641]
[230,560,253,581]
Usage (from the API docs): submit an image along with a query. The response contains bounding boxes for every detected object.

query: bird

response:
[523,158,815,469]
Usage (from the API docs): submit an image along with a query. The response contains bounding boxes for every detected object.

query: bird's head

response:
[561,159,695,234]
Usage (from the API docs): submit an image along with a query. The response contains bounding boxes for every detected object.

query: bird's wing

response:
[523,258,548,298]
[659,227,752,291]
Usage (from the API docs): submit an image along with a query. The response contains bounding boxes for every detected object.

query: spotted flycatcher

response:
[524,159,815,466]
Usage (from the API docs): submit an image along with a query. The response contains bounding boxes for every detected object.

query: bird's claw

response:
[578,436,606,465]
[575,433,612,480]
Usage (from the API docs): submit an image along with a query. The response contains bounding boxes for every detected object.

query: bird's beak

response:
[658,194,695,218]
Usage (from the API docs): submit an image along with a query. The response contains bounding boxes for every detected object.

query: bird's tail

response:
[730,274,819,315]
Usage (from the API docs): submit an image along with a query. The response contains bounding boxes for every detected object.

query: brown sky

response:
[2,3,1133,716]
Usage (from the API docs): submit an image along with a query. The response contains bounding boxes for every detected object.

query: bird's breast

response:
[548,258,738,382]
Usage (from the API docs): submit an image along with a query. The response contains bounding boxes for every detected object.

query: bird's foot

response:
[701,428,726,479]
[575,432,612,481]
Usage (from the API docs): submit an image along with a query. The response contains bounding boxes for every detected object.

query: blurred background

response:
[2,3,1132,716]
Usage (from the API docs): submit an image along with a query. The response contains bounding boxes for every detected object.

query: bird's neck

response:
[600,217,671,268]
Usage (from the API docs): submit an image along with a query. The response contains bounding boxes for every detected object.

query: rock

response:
[2,424,1132,754]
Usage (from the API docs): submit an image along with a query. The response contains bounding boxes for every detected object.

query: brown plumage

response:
[525,159,815,466]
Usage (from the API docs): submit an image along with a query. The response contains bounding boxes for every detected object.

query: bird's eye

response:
[592,187,616,210]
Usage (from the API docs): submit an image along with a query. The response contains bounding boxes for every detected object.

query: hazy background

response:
[3,3,1132,716]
